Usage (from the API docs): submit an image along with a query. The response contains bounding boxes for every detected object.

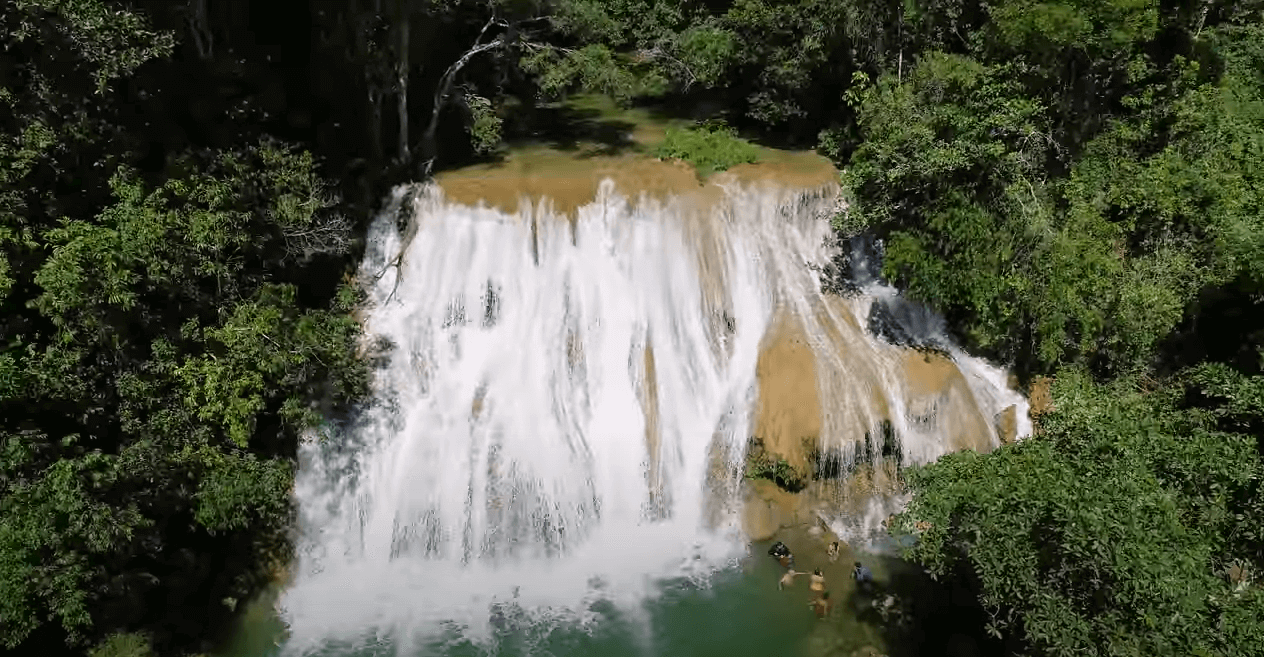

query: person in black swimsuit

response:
[768,541,794,569]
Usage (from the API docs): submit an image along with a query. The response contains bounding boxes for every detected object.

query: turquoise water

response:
[214,539,992,657]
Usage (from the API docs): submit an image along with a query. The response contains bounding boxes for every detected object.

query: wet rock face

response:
[865,296,947,352]
[741,479,816,541]
[752,314,822,474]
[826,234,884,295]
[995,405,1018,445]
[900,352,996,454]
[742,485,785,541]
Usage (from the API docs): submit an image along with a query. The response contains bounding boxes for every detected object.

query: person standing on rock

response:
[853,561,874,594]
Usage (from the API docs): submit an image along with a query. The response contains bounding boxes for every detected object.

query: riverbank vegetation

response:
[655,121,761,178]
[1,3,367,656]
[3,1,1262,656]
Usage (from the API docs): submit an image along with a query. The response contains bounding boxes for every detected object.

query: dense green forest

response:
[1,1,1261,656]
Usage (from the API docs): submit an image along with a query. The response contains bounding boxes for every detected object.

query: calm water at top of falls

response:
[225,179,1028,657]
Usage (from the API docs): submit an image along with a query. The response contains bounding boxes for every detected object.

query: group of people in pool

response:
[768,540,875,619]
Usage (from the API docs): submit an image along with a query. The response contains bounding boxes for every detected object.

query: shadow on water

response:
[849,555,1005,657]
[498,99,641,158]
[633,88,835,153]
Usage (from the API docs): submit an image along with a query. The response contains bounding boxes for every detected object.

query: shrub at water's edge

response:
[88,633,155,657]
[655,121,760,178]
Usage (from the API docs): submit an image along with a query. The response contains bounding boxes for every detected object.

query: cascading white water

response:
[279,179,1029,655]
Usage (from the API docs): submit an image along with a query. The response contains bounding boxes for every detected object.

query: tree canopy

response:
[892,366,1264,656]
[1,2,366,654]
[2,0,1263,655]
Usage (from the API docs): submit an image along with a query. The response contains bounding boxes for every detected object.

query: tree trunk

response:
[418,16,506,178]
[370,90,384,161]
[396,2,410,163]
[187,0,213,60]
[351,0,385,161]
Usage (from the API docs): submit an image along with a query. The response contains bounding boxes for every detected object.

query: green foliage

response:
[176,282,367,447]
[719,0,852,124]
[841,18,1264,373]
[840,53,1055,362]
[9,0,175,94]
[192,445,294,534]
[1,450,150,647]
[676,23,738,87]
[0,146,366,649]
[543,0,856,128]
[744,454,806,492]
[464,93,504,155]
[891,367,1264,656]
[0,2,367,651]
[840,9,1264,654]
[521,43,656,104]
[655,121,759,177]
[29,142,352,338]
[88,632,155,657]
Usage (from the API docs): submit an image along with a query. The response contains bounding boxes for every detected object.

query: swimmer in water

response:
[809,568,826,594]
[810,591,832,618]
[768,541,795,569]
[778,569,800,590]
[827,541,839,562]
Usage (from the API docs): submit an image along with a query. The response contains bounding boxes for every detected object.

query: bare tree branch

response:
[280,211,355,260]
[412,9,559,179]
[417,28,510,178]
[636,47,697,90]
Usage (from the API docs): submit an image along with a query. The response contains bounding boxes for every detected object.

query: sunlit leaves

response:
[10,0,174,94]
[193,448,293,535]
[0,454,149,648]
[844,16,1264,372]
[463,93,504,154]
[0,1,368,651]
[175,283,366,447]
[987,0,1159,52]
[676,24,737,87]
[522,43,646,103]
[892,368,1264,656]
[88,632,154,657]
[655,122,760,177]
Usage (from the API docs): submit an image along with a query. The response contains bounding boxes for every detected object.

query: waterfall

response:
[278,179,1029,655]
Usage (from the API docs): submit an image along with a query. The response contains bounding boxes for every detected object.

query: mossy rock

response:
[744,449,808,492]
